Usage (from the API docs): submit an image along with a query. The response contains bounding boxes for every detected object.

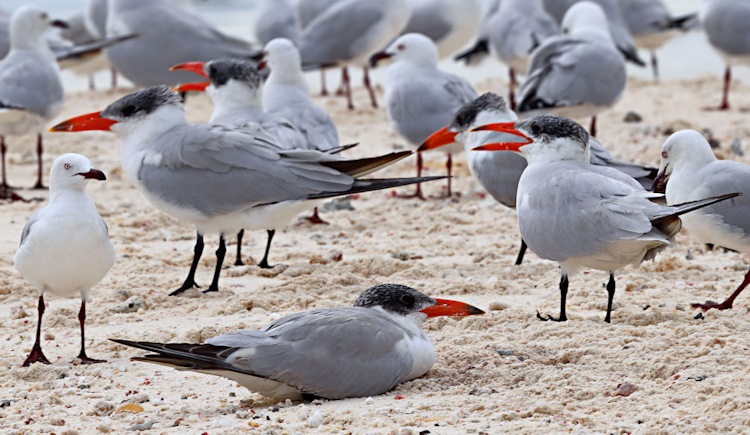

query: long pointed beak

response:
[173,81,210,93]
[78,168,106,181]
[417,127,457,152]
[469,122,532,152]
[369,51,392,68]
[169,61,208,78]
[50,111,117,132]
[420,298,485,318]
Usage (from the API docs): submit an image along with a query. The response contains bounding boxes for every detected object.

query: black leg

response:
[604,273,616,323]
[650,51,659,81]
[76,301,105,364]
[23,295,50,367]
[1,135,11,189]
[234,229,245,266]
[508,68,517,111]
[514,239,528,266]
[258,230,276,269]
[692,266,750,311]
[343,66,354,110]
[169,232,204,296]
[204,235,226,293]
[32,134,46,189]
[537,274,568,322]
[589,117,597,138]
[445,153,452,197]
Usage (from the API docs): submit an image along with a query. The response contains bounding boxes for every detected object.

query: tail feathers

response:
[454,39,489,65]
[651,192,742,238]
[668,192,741,217]
[321,151,412,178]
[305,176,448,201]
[664,13,698,31]
[56,33,138,62]
[111,339,240,371]
[325,143,359,155]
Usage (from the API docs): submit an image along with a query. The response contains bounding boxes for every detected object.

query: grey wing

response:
[255,2,300,45]
[703,0,750,56]
[489,6,559,62]
[19,211,42,248]
[589,138,656,189]
[299,2,384,64]
[270,104,340,151]
[698,161,750,235]
[138,124,353,216]
[619,0,670,36]
[389,71,477,144]
[518,36,626,111]
[0,11,9,59]
[519,163,661,261]
[402,2,453,42]
[217,307,413,399]
[0,51,63,117]
[470,150,527,208]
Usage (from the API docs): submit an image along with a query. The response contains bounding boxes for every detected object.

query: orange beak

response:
[169,61,208,78]
[420,298,485,318]
[49,111,117,132]
[469,122,532,151]
[417,126,457,152]
[173,81,210,93]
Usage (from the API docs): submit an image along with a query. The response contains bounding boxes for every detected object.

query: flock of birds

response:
[3,0,750,402]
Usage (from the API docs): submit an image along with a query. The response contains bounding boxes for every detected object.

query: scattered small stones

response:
[115,289,131,301]
[117,403,144,413]
[687,375,707,381]
[685,250,694,260]
[307,410,324,428]
[496,349,515,356]
[309,250,344,265]
[321,197,355,212]
[623,111,642,123]
[281,265,315,277]
[731,138,743,156]
[469,386,495,396]
[127,420,156,431]
[257,263,288,277]
[109,295,146,313]
[0,399,12,408]
[614,382,638,397]
[391,251,411,261]
[487,301,508,311]
[694,312,705,320]
[90,401,116,417]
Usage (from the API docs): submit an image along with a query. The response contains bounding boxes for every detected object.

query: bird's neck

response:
[267,64,307,89]
[209,82,263,113]
[49,187,90,205]
[11,32,52,55]
[524,139,590,165]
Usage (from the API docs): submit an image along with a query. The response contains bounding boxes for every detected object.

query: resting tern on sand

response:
[0,6,68,200]
[51,86,443,296]
[172,58,345,268]
[618,0,697,80]
[419,93,657,265]
[653,130,750,311]
[298,0,411,109]
[517,1,627,137]
[470,115,738,322]
[14,154,114,366]
[700,0,750,110]
[401,0,482,59]
[104,0,259,87]
[370,33,477,199]
[112,284,483,400]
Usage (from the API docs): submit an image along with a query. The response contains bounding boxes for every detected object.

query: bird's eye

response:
[121,105,136,117]
[397,44,405,51]
[400,294,415,306]
[64,163,71,170]
[661,151,668,158]
[40,12,48,20]
[530,124,542,136]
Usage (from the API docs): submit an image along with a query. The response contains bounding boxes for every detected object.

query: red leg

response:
[397,153,425,200]
[343,67,354,110]
[335,67,346,96]
[23,295,51,367]
[589,117,597,138]
[304,207,329,224]
[76,300,105,364]
[320,69,328,96]
[720,66,731,110]
[508,68,517,111]
[363,66,378,108]
[692,266,750,311]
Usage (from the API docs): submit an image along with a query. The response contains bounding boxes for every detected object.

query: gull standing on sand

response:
[419,92,657,265]
[51,86,444,296]
[14,153,114,366]
[401,0,482,58]
[104,0,258,87]
[700,0,750,110]
[296,0,343,96]
[653,130,750,311]
[618,0,697,80]
[470,115,737,322]
[0,6,67,200]
[298,0,411,109]
[370,33,477,198]
[113,284,483,400]
[517,1,627,137]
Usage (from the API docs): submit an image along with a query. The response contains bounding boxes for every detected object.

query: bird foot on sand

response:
[536,311,567,322]
[75,354,106,365]
[691,300,732,312]
[22,345,51,367]
[169,280,201,296]
[0,186,27,202]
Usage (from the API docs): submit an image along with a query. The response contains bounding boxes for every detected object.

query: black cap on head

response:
[450,93,509,132]
[101,85,182,121]
[516,115,589,146]
[354,284,436,316]
[205,58,262,88]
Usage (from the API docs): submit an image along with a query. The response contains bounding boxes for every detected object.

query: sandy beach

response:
[1,73,749,434]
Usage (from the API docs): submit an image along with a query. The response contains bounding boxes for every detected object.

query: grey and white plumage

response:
[112,284,483,400]
[401,0,482,58]
[14,153,114,366]
[253,0,300,45]
[453,0,501,66]
[517,2,627,131]
[104,0,258,87]
[297,0,344,29]
[654,130,750,310]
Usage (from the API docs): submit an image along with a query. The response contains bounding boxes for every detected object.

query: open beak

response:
[50,19,69,29]
[78,169,106,181]
[417,126,457,152]
[169,61,208,78]
[49,111,118,132]
[652,165,669,193]
[420,298,485,318]
[469,122,532,151]
[173,81,210,93]
[369,51,392,68]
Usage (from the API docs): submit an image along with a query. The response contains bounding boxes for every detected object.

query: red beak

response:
[417,126,457,152]
[173,81,210,93]
[78,168,106,180]
[49,111,117,132]
[169,61,208,78]
[469,122,532,151]
[420,298,485,318]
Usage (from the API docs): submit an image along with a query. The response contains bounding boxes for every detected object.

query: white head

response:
[561,1,612,44]
[370,33,440,68]
[49,153,106,193]
[263,38,304,83]
[10,5,68,52]
[653,129,717,193]
[202,59,264,112]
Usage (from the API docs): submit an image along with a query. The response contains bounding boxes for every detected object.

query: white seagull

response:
[112,284,483,400]
[14,153,114,366]
[401,0,483,58]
